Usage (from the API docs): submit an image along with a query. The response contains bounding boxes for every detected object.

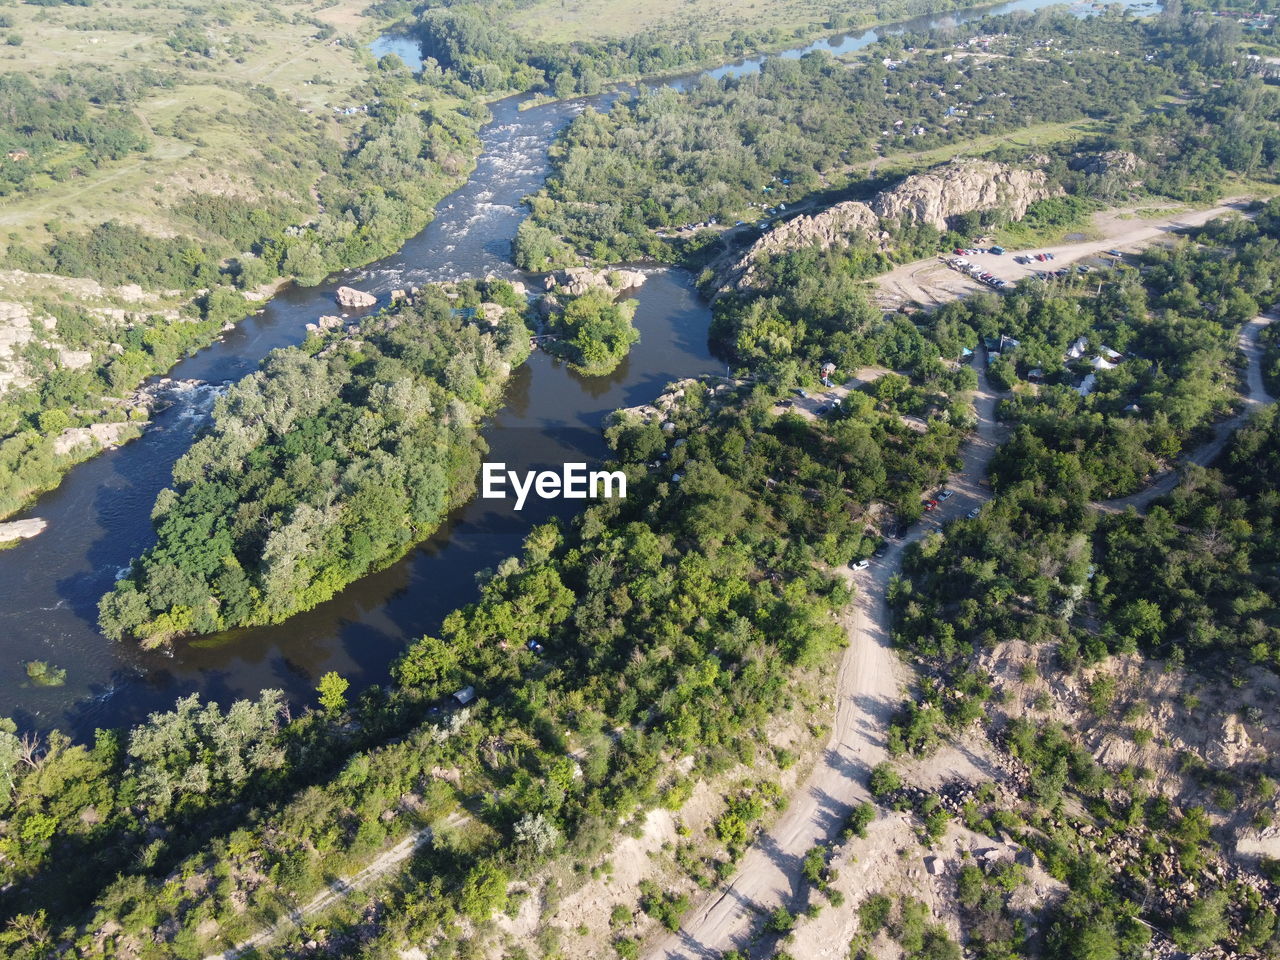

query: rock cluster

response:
[725,159,1057,290]
[305,315,346,334]
[544,267,646,297]
[1068,150,1143,176]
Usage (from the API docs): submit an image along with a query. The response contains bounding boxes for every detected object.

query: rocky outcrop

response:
[0,517,47,543]
[335,286,377,308]
[545,267,646,297]
[53,421,139,456]
[724,159,1057,291]
[872,159,1053,231]
[1069,150,1143,177]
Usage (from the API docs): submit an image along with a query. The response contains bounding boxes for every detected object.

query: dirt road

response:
[646,355,1004,960]
[1097,311,1276,514]
[649,310,1274,959]
[874,201,1251,309]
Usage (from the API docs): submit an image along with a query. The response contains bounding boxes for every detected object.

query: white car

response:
[851,559,870,571]
[967,506,982,519]
[938,489,955,501]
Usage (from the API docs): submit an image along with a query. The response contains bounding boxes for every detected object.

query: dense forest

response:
[882,210,1280,954]
[1099,404,1280,669]
[0,71,150,197]
[6,3,1280,957]
[526,9,1280,263]
[3,338,969,955]
[97,281,529,645]
[0,44,483,521]
[394,0,974,98]
[895,205,1280,667]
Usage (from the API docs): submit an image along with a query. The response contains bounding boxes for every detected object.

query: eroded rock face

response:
[725,159,1057,290]
[872,159,1053,231]
[335,286,377,308]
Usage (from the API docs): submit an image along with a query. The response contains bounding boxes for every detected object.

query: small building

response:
[1065,336,1089,361]
[453,685,476,706]
[1027,368,1044,382]
[1076,372,1097,396]
[1091,355,1117,371]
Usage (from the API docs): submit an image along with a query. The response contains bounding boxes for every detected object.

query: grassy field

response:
[0,0,388,245]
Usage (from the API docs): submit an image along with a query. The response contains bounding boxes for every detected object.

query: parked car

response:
[923,498,939,512]
[967,506,982,519]
[939,489,955,501]
[873,544,888,559]
[851,558,870,571]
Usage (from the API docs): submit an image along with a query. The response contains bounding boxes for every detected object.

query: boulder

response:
[58,348,93,370]
[0,517,47,543]
[305,314,345,333]
[335,286,377,308]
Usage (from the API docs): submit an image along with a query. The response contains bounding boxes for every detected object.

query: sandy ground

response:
[873,201,1251,310]
[1097,310,1276,513]
[771,366,890,420]
[646,353,1005,960]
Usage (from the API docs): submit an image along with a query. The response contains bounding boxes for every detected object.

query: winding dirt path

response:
[648,273,1275,960]
[646,355,1004,959]
[1097,311,1275,514]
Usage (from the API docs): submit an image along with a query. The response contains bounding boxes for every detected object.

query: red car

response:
[923,498,939,511]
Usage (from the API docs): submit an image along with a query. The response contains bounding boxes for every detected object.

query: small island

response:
[546,288,640,376]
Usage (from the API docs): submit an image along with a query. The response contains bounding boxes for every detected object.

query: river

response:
[1,0,1156,738]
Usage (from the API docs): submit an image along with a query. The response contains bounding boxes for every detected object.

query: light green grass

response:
[0,0,384,243]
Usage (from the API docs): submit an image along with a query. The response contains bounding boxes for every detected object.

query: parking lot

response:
[939,245,1107,290]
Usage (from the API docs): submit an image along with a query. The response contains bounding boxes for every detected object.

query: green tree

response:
[317,672,349,714]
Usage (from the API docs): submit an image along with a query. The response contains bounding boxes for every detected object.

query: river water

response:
[1,0,1155,737]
